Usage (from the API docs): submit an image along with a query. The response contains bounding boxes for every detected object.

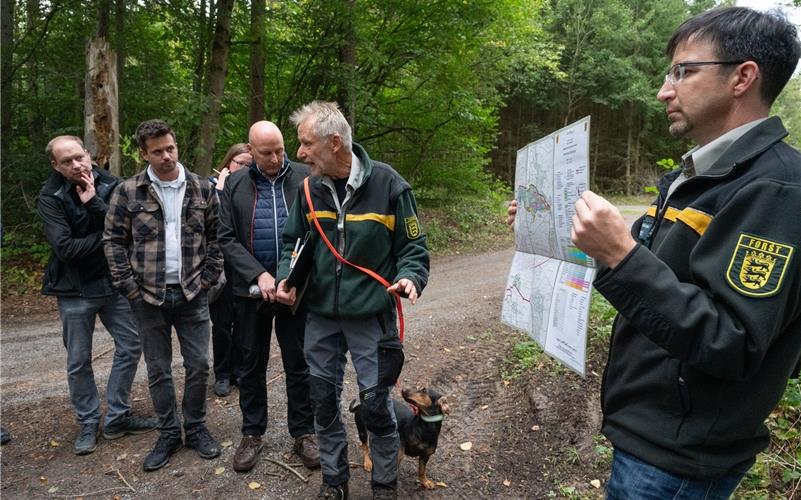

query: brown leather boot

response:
[293,433,320,469]
[233,435,263,472]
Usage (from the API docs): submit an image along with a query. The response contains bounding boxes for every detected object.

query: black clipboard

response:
[286,231,314,289]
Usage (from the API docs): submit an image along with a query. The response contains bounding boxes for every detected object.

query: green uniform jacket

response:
[597,117,801,479]
[277,143,429,318]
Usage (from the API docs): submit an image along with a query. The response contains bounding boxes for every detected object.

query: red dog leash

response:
[303,177,405,342]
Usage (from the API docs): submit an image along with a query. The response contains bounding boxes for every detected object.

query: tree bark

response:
[248,0,265,126]
[84,38,120,174]
[337,0,357,129]
[194,0,234,176]
[1,0,14,161]
[115,0,125,93]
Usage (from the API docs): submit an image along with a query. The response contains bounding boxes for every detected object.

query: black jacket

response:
[217,157,309,297]
[38,168,120,298]
[596,117,801,479]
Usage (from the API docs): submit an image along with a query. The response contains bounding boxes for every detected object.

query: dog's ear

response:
[437,396,450,415]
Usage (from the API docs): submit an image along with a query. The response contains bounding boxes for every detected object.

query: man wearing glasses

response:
[38,136,157,456]
[568,7,801,498]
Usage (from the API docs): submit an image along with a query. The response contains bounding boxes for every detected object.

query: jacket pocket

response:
[128,201,160,240]
[186,199,206,232]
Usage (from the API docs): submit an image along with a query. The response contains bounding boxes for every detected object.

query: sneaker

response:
[143,434,183,472]
[318,483,348,500]
[73,423,99,455]
[293,433,320,469]
[185,425,221,459]
[213,379,231,397]
[232,435,263,472]
[103,415,159,440]
[372,487,397,500]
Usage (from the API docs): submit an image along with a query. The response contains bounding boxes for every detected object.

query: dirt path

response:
[1,215,653,499]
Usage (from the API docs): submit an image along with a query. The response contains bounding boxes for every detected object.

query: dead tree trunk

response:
[84,38,120,174]
[248,0,265,126]
[194,0,234,176]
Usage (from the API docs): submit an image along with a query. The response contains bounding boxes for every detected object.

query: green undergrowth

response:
[1,222,49,296]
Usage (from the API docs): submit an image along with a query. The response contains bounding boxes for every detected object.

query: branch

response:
[5,5,60,84]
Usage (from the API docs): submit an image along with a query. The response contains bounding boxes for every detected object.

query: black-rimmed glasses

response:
[664,61,745,85]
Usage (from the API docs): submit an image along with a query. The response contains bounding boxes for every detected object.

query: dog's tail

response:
[348,399,361,413]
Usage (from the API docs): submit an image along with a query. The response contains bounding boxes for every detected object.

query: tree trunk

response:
[337,0,357,129]
[1,0,14,161]
[26,0,43,142]
[115,0,125,93]
[194,0,234,176]
[84,38,120,174]
[248,0,265,126]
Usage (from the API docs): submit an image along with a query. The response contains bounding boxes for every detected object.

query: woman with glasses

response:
[209,143,252,397]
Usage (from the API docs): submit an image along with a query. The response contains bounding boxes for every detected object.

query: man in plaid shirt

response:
[103,119,223,472]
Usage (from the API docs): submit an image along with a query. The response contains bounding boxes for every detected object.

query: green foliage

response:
[1,223,50,295]
[774,76,801,150]
[503,339,545,380]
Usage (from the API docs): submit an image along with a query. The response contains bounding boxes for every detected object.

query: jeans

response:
[130,286,210,439]
[305,311,401,489]
[234,297,314,437]
[209,279,240,384]
[606,448,745,500]
[57,293,141,427]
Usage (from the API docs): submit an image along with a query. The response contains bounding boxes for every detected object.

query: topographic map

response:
[501,117,595,376]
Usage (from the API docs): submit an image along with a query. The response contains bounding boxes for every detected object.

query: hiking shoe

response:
[143,434,183,471]
[185,425,221,459]
[233,435,263,472]
[293,433,320,469]
[103,415,159,440]
[372,487,397,500]
[213,379,231,397]
[318,483,348,500]
[0,427,10,445]
[73,423,99,455]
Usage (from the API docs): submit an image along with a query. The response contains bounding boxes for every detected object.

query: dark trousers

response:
[209,279,240,384]
[234,296,314,437]
[131,287,210,439]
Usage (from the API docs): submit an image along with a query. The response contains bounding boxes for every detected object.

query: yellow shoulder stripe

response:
[646,206,657,217]
[346,213,395,231]
[676,207,712,236]
[658,206,712,236]
[306,211,396,231]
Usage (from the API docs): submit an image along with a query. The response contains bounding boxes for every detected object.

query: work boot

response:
[372,487,397,500]
[317,482,348,500]
[73,423,99,455]
[103,415,159,440]
[293,433,320,469]
[185,425,221,459]
[143,434,183,471]
[213,379,231,397]
[233,435,263,472]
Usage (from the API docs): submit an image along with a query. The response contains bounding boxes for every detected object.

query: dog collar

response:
[420,414,444,423]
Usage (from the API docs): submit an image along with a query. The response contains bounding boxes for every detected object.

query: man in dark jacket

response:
[38,135,156,456]
[569,7,801,498]
[276,102,430,500]
[217,120,318,473]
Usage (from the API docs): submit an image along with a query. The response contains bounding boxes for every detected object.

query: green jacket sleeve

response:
[391,188,430,296]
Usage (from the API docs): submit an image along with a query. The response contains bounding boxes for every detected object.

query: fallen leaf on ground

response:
[503,479,511,487]
[531,425,540,432]
[221,440,233,448]
[435,481,448,488]
[39,476,47,483]
[48,486,58,493]
[460,442,473,451]
[480,405,489,410]
[248,482,262,490]
[215,467,225,475]
[116,453,128,461]
[590,479,601,488]
[49,440,59,447]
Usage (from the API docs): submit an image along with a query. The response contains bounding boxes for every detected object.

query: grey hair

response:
[290,101,352,153]
[45,135,85,161]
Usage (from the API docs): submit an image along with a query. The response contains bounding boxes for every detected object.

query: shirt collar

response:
[147,162,186,188]
[683,118,768,177]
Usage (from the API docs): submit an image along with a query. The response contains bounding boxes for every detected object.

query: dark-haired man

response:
[103,119,223,471]
[568,7,801,498]
[38,135,157,456]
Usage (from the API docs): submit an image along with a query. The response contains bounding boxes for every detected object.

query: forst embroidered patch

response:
[405,215,421,239]
[726,233,794,297]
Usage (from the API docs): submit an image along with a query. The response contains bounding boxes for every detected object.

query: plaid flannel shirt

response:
[102,168,223,306]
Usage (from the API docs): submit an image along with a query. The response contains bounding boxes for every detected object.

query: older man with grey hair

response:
[276,101,430,500]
